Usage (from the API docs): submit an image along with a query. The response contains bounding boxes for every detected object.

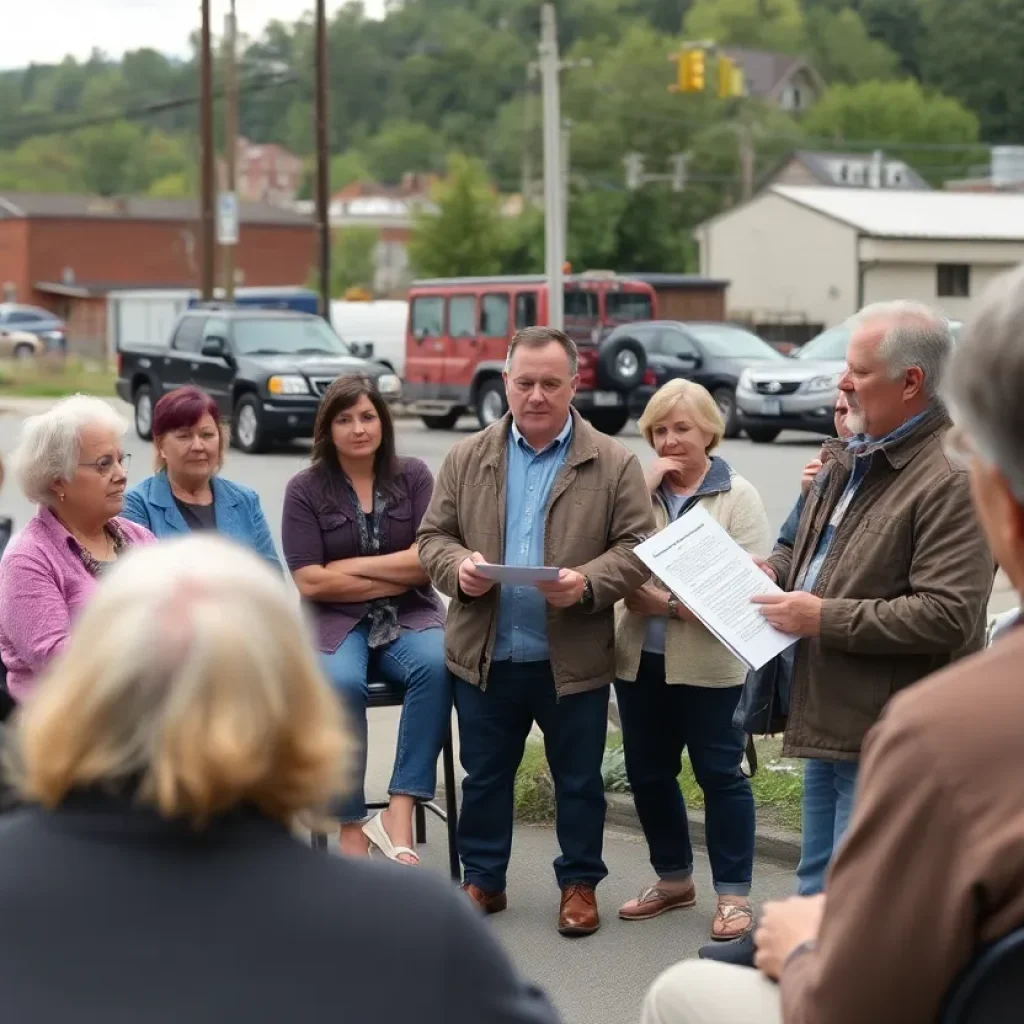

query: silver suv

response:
[736,320,961,444]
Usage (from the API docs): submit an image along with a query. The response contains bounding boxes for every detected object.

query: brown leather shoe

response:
[462,882,507,915]
[619,881,697,922]
[558,884,600,937]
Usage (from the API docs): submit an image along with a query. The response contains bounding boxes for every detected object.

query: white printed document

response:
[634,505,798,671]
[474,563,562,585]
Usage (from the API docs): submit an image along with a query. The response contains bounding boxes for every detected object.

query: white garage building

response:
[696,185,1024,330]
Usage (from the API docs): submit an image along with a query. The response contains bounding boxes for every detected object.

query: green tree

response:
[71,120,146,195]
[802,79,984,185]
[147,172,192,198]
[858,0,925,79]
[921,0,1024,144]
[683,0,805,53]
[330,226,379,294]
[408,154,505,278]
[366,120,441,182]
[0,135,83,192]
[805,8,900,85]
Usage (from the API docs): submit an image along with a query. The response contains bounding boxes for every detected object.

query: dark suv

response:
[116,307,400,453]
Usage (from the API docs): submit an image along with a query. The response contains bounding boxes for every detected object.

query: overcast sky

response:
[5,0,387,69]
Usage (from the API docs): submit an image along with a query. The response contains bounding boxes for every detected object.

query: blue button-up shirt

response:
[492,416,573,663]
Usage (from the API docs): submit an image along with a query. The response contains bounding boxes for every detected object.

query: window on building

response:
[411,296,444,338]
[937,264,970,298]
[448,295,476,338]
[515,292,538,329]
[480,294,510,337]
[171,316,206,353]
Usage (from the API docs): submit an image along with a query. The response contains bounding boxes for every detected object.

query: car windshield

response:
[686,324,786,360]
[232,317,351,356]
[795,325,850,361]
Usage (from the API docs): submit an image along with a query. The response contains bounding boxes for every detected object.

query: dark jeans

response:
[615,653,754,896]
[454,661,609,893]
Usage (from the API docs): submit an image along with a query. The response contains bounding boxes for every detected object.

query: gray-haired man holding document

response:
[417,326,654,936]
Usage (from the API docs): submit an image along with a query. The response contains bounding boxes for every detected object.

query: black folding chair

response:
[311,678,460,882]
[941,925,1024,1023]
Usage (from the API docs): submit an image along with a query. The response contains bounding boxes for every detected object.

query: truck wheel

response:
[421,411,462,430]
[746,426,780,444]
[597,336,646,390]
[134,384,155,441]
[232,394,270,454]
[713,387,740,439]
[585,408,630,436]
[476,378,507,429]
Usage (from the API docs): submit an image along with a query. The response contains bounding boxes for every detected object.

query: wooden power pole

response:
[199,0,216,301]
[222,0,239,300]
[314,0,332,323]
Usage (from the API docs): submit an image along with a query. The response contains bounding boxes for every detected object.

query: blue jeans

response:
[321,623,453,824]
[615,653,754,897]
[796,758,859,896]
[454,661,609,892]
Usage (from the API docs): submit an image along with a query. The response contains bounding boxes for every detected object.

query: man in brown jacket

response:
[417,326,654,937]
[639,255,1024,1024]
[750,301,993,897]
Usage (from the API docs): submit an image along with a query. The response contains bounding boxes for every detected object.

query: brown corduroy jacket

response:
[417,409,654,695]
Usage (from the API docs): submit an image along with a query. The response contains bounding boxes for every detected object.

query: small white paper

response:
[474,563,562,585]
[634,505,798,671]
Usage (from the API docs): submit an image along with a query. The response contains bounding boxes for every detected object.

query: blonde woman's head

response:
[8,535,351,826]
[638,378,725,464]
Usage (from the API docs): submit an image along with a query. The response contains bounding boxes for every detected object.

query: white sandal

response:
[362,811,420,865]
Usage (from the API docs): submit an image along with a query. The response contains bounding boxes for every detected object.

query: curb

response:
[438,784,802,869]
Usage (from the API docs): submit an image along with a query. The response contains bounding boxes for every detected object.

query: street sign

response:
[217,191,239,246]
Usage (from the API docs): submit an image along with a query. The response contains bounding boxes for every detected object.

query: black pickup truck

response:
[115,307,401,453]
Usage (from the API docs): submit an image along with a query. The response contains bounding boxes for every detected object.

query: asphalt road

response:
[0,406,826,543]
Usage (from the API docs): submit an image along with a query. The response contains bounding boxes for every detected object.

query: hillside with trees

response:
[0,0,1014,276]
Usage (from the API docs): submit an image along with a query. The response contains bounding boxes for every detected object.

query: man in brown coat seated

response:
[640,268,1024,1024]
[417,326,654,936]
[751,301,994,898]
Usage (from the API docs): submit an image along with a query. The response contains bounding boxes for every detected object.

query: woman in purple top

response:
[0,396,154,700]
[282,375,449,864]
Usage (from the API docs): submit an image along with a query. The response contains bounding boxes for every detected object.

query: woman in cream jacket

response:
[615,378,770,942]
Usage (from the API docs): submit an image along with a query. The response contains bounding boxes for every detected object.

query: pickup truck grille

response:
[310,377,338,397]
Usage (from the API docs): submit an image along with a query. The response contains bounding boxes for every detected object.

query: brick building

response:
[0,192,314,358]
[218,137,305,206]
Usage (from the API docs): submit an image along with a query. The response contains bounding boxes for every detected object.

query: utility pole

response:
[561,120,571,267]
[539,3,564,331]
[314,0,332,323]
[521,65,537,206]
[221,0,238,301]
[199,0,216,301]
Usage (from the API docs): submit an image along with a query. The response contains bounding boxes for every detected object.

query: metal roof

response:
[0,191,312,226]
[772,185,1024,240]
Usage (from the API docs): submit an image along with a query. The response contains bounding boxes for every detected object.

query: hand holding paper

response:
[633,505,798,671]
[473,562,561,586]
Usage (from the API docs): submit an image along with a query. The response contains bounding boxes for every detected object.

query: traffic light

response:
[677,49,706,93]
[718,55,745,98]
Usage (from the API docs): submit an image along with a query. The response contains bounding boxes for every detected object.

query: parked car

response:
[615,320,790,438]
[116,307,401,454]
[0,304,67,352]
[736,318,963,444]
[0,327,44,360]
[403,272,657,435]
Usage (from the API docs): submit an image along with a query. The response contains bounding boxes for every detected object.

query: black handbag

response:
[733,645,794,776]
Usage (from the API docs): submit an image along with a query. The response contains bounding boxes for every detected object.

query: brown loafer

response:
[558,884,600,937]
[462,882,507,915]
[619,882,697,922]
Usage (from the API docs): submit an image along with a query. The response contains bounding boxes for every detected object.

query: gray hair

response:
[11,395,128,506]
[505,326,578,376]
[941,266,1024,501]
[851,301,953,398]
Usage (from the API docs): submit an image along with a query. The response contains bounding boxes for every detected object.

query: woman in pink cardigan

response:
[0,396,153,700]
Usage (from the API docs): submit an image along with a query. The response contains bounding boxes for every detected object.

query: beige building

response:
[696,186,1024,331]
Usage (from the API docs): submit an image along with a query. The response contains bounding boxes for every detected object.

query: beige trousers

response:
[641,960,783,1024]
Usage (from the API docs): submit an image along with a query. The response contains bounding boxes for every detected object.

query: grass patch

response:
[0,357,116,398]
[514,732,804,832]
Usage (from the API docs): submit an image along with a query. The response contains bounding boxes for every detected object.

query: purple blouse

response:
[281,456,445,653]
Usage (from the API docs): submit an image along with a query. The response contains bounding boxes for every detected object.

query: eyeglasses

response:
[79,453,132,476]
